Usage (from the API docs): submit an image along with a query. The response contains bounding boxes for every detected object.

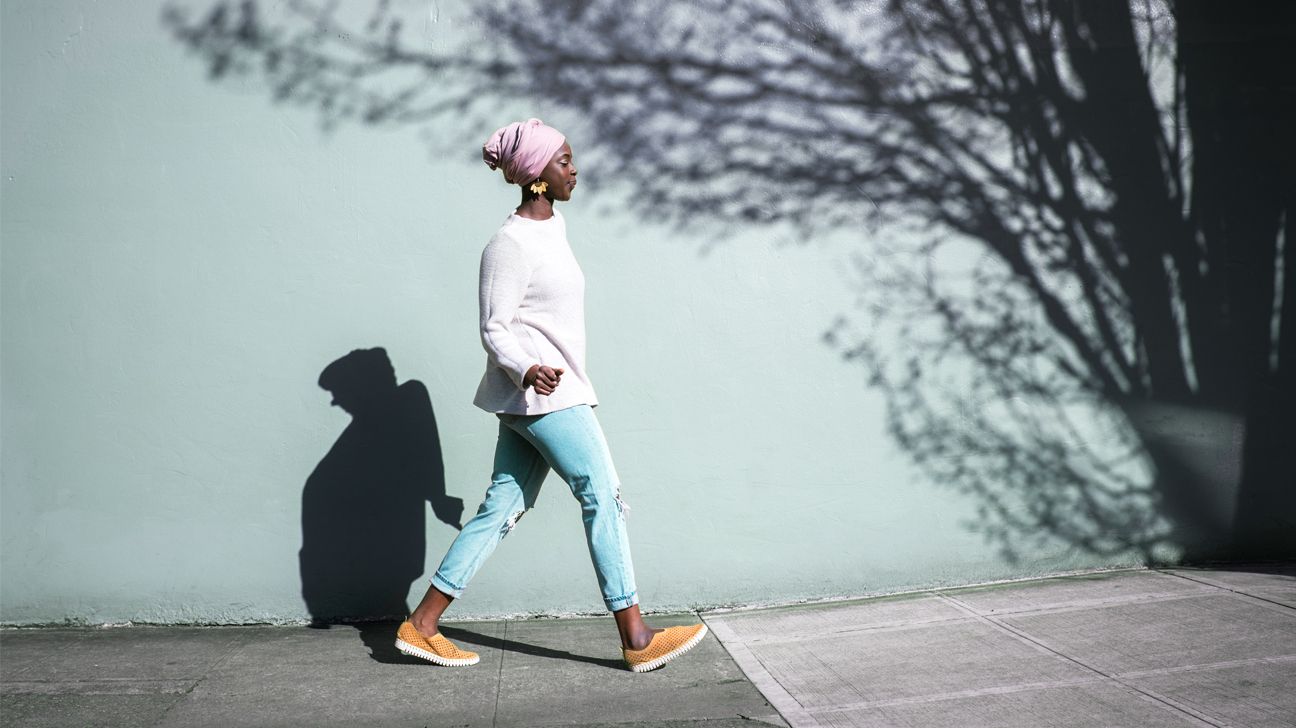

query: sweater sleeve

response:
[479,235,540,390]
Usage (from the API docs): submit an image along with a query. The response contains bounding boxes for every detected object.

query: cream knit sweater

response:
[472,208,599,414]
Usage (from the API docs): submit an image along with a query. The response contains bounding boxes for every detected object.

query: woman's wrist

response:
[523,364,541,387]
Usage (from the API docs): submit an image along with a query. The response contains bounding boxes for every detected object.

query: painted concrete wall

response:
[2,1,1180,625]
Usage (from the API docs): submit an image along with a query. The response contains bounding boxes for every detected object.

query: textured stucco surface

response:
[2,1,1150,625]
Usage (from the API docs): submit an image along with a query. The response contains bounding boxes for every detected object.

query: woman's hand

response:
[524,364,565,395]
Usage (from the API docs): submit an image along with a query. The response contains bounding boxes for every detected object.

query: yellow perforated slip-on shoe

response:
[622,623,708,673]
[395,621,480,666]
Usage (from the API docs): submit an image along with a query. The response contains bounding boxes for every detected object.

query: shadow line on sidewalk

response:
[350,621,625,670]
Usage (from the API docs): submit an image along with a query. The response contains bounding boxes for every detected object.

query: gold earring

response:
[529,180,549,195]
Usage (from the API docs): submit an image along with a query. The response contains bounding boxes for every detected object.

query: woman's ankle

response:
[409,613,439,636]
[622,626,663,651]
[409,585,453,636]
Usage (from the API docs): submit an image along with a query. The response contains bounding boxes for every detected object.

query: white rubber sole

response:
[626,624,709,673]
[395,637,480,667]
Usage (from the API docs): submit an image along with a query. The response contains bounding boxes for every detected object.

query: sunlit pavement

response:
[706,565,1295,728]
[2,565,1292,728]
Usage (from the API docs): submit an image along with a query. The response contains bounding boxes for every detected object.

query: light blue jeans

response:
[431,404,638,611]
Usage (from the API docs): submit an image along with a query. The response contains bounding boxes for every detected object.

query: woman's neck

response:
[514,193,555,220]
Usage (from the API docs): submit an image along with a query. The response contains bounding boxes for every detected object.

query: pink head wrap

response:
[482,118,567,185]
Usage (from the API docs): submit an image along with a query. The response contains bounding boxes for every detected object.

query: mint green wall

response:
[1,1,1150,625]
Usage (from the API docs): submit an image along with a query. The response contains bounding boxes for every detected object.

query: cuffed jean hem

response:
[430,572,466,599]
[606,591,639,612]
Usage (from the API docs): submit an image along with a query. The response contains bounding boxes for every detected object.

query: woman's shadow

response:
[299,347,464,628]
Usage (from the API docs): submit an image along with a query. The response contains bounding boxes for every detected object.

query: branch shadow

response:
[165,0,1295,567]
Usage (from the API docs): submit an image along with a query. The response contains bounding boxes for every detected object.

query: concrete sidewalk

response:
[0,611,781,728]
[707,565,1296,728]
[2,565,1292,728]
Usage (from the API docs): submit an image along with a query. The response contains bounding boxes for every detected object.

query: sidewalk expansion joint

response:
[490,619,507,728]
[932,592,1227,728]
[147,633,249,726]
[702,614,819,728]
[1156,568,1296,613]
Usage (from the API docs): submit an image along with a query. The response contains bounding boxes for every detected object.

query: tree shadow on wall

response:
[165,0,1294,565]
[301,347,463,626]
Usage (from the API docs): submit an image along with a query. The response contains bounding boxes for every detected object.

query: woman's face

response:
[536,142,577,201]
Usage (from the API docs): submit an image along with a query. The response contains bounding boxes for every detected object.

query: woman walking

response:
[394,118,707,673]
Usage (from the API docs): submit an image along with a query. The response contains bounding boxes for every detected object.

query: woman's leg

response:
[505,405,659,649]
[409,416,549,635]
